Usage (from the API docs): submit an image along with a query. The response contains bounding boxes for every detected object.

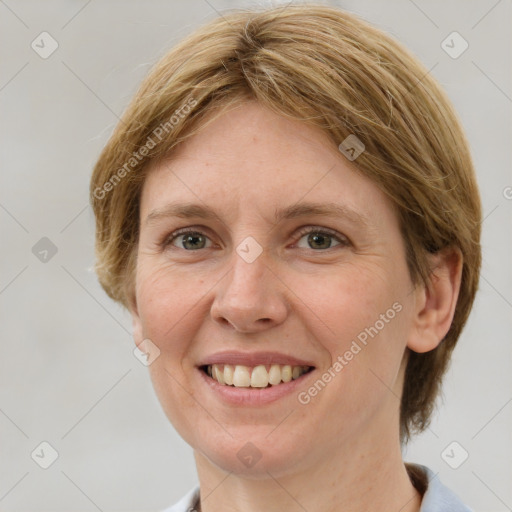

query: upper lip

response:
[198,351,315,368]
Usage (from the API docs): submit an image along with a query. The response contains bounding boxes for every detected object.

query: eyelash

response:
[162,226,350,251]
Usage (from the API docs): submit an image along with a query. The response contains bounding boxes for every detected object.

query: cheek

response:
[294,261,410,395]
[286,264,410,440]
[135,262,210,442]
[135,262,208,356]
[294,261,403,346]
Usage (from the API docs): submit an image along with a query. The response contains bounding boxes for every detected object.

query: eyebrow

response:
[145,201,372,230]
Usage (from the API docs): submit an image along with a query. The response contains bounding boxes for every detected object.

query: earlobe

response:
[129,296,144,346]
[407,247,463,354]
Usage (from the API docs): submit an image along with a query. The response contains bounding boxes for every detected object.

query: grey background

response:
[0,0,511,510]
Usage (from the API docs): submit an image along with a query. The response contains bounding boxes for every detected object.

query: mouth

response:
[200,363,315,388]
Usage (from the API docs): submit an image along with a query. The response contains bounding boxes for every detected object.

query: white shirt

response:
[162,464,472,512]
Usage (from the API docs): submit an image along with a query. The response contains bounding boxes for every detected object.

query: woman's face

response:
[132,100,420,476]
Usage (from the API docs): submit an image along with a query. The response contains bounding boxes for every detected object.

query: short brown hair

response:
[90,3,482,442]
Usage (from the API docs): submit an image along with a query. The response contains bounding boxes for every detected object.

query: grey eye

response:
[172,232,211,250]
[296,232,342,250]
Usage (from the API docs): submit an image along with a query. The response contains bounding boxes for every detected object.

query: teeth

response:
[282,365,292,383]
[251,365,269,388]
[213,365,225,385]
[268,364,282,385]
[205,363,311,388]
[233,365,251,387]
[224,364,234,386]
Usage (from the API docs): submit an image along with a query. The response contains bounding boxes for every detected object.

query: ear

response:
[128,294,144,347]
[407,246,463,353]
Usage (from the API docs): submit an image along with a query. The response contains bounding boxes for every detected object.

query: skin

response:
[131,100,462,512]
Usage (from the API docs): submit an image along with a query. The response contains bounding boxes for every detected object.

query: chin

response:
[192,426,314,479]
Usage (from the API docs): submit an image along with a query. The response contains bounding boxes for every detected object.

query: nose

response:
[210,250,288,333]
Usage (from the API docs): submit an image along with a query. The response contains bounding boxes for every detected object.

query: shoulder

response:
[160,485,200,512]
[407,463,473,512]
[162,467,473,512]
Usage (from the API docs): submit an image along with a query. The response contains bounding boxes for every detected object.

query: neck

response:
[193,426,421,512]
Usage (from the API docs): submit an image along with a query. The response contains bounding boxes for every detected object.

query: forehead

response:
[140,101,397,232]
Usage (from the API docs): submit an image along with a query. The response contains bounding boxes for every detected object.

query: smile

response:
[202,363,314,388]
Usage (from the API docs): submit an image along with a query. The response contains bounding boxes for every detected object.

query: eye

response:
[163,226,349,252]
[295,227,349,250]
[165,229,213,250]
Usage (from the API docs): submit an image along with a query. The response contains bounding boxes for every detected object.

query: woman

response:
[90,4,481,511]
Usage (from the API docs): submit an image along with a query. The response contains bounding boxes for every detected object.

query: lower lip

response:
[198,367,315,406]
